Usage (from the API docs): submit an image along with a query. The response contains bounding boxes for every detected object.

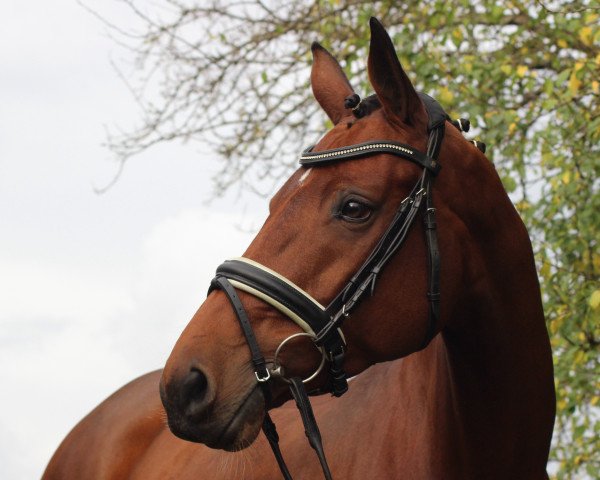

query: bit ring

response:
[271,332,326,384]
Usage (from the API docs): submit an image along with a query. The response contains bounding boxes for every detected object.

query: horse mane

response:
[344,93,472,139]
[345,93,382,119]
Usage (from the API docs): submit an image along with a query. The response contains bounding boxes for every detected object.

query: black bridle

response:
[208,93,447,480]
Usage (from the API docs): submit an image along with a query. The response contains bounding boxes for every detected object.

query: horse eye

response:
[340,200,372,222]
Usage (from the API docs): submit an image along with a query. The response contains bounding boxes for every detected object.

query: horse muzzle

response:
[160,365,265,450]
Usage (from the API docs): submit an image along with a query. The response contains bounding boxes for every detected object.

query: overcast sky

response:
[0,2,269,478]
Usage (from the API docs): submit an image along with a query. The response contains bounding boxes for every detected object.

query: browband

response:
[300,140,441,175]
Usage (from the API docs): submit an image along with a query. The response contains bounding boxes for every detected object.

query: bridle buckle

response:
[255,369,271,382]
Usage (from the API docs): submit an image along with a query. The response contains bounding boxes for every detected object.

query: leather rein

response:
[208,94,447,479]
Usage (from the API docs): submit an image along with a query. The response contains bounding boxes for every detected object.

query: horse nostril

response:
[186,368,208,398]
[180,367,212,417]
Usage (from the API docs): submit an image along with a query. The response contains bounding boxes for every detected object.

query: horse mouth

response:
[168,385,265,451]
[212,386,265,451]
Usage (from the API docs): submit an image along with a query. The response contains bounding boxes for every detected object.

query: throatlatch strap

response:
[289,377,333,480]
[420,123,444,348]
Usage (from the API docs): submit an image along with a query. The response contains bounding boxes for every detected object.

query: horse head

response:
[159,18,506,452]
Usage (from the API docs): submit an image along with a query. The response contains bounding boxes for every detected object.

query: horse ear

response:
[311,42,355,124]
[367,18,425,127]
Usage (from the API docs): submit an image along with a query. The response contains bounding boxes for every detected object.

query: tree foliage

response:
[101,0,599,477]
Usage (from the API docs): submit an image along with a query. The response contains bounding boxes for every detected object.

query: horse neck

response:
[403,142,556,475]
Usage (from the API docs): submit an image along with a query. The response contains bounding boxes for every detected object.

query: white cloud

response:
[0,205,264,479]
[0,257,133,324]
[106,207,263,371]
[0,2,273,478]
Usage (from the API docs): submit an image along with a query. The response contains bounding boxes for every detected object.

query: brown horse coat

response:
[43,18,555,480]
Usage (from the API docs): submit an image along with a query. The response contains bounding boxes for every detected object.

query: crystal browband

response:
[300,140,441,175]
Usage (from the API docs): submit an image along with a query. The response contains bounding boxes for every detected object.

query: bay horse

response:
[43,18,555,479]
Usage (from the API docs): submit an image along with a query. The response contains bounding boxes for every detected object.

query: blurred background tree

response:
[97,0,599,477]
